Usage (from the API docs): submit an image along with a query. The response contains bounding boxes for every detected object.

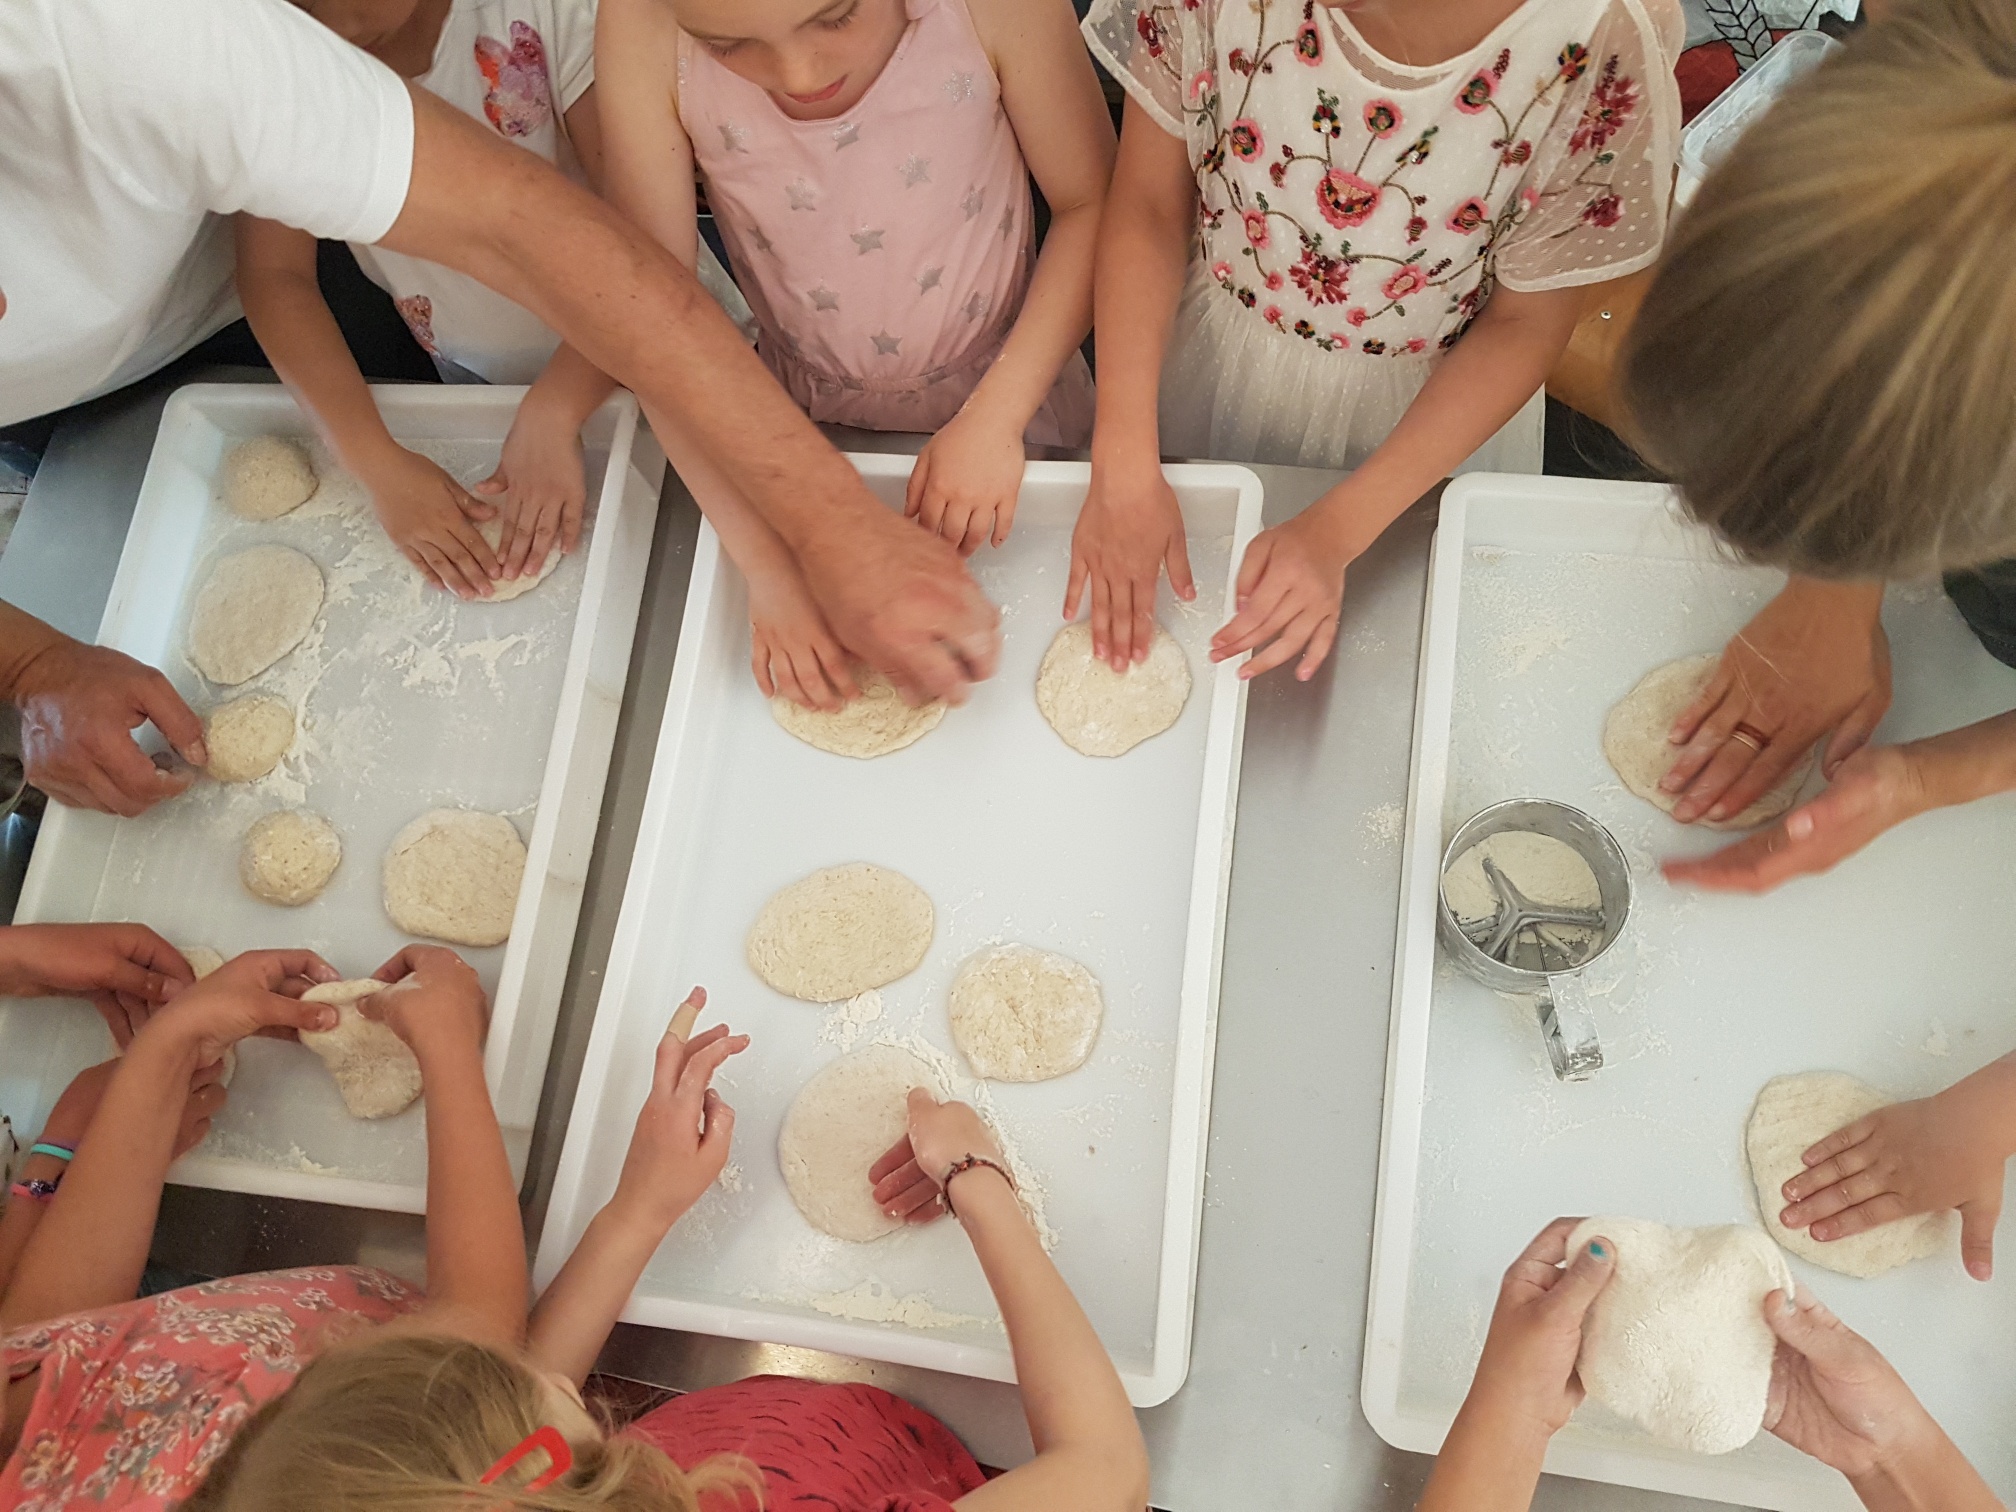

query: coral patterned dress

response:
[1083,0,1683,471]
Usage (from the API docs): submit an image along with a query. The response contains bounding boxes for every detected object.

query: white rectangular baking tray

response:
[534,455,1261,1406]
[1363,475,2016,1508]
[0,383,664,1213]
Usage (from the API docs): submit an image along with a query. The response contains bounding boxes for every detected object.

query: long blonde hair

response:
[1621,0,2016,577]
[181,1333,760,1512]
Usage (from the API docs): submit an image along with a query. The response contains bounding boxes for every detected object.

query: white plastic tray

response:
[534,456,1261,1406]
[0,384,664,1212]
[1363,475,2016,1508]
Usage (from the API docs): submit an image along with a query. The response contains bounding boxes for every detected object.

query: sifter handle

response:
[1539,969,1604,1082]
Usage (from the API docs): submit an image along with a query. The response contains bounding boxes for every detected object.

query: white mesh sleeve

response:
[1081,0,1192,139]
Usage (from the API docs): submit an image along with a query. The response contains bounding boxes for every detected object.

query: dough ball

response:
[747,863,934,1002]
[188,544,324,686]
[1747,1072,1954,1277]
[179,945,226,978]
[239,809,342,906]
[1602,655,1814,830]
[1036,622,1191,757]
[204,695,294,783]
[1569,1216,1792,1455]
[472,516,563,602]
[382,809,526,948]
[220,436,317,521]
[779,1045,940,1241]
[949,944,1103,1082]
[771,670,946,758]
[299,978,422,1119]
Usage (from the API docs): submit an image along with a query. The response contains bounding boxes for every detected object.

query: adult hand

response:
[905,404,1028,558]
[132,948,341,1070]
[475,392,587,581]
[608,987,746,1232]
[1663,745,1929,894]
[363,444,500,600]
[748,561,857,712]
[1464,1218,1616,1438]
[365,944,491,1060]
[0,922,196,1048]
[37,1056,229,1160]
[1066,456,1195,671]
[1210,508,1350,681]
[1661,580,1890,825]
[12,633,206,816]
[870,1090,1007,1226]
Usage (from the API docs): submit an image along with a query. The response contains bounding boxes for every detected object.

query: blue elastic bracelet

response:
[28,1142,75,1163]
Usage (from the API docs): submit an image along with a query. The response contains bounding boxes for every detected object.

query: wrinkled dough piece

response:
[382,809,526,947]
[298,979,422,1119]
[779,1045,940,1241]
[1747,1072,1954,1277]
[188,544,324,686]
[746,863,934,1002]
[771,670,946,758]
[1036,622,1192,757]
[1569,1216,1793,1455]
[949,944,1104,1082]
[220,436,317,520]
[240,810,342,906]
[204,695,294,783]
[1602,655,1814,830]
[474,516,562,602]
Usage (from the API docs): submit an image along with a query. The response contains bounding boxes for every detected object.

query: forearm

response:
[1416,1394,1550,1512]
[526,1203,660,1384]
[413,1041,528,1342]
[0,1169,53,1292]
[0,601,69,703]
[965,198,1100,430]
[1088,159,1192,469]
[238,265,404,478]
[1849,1426,2002,1512]
[1904,710,2016,810]
[640,400,801,584]
[523,342,619,435]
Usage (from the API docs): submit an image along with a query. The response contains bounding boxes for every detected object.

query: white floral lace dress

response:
[1082,0,1683,472]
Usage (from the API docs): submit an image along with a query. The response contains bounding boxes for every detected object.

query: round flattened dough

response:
[204,696,294,783]
[179,945,226,979]
[299,978,422,1119]
[220,436,317,521]
[1747,1072,1954,1277]
[949,944,1104,1082]
[746,863,934,1002]
[474,517,562,602]
[1036,621,1192,757]
[240,809,342,906]
[771,670,946,758]
[382,809,527,948]
[779,1045,940,1241]
[1602,655,1814,830]
[188,544,324,686]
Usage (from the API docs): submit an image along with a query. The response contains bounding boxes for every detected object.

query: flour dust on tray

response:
[204,695,295,783]
[299,979,422,1119]
[747,863,934,1002]
[1602,655,1814,829]
[1035,622,1191,757]
[1568,1216,1792,1455]
[949,944,1104,1082]
[779,1044,942,1242]
[240,809,342,906]
[382,809,527,948]
[771,669,946,758]
[187,544,325,686]
[475,515,562,602]
[1746,1071,1954,1277]
[219,436,318,521]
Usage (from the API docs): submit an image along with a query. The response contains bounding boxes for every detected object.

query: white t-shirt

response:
[0,0,415,426]
[351,0,596,384]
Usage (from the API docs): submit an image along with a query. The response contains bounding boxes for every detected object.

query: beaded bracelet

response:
[29,1141,75,1163]
[9,1178,58,1205]
[940,1155,1015,1219]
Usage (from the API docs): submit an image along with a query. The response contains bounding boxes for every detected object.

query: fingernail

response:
[188,740,210,766]
[316,1008,337,1030]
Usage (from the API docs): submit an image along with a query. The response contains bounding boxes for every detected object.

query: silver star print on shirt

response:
[962,291,990,322]
[851,227,886,254]
[961,187,985,221]
[998,208,1015,238]
[748,226,774,254]
[786,180,818,211]
[832,122,861,150]
[944,71,976,104]
[871,331,903,355]
[916,265,944,294]
[899,155,932,188]
[719,123,750,153]
[808,285,840,311]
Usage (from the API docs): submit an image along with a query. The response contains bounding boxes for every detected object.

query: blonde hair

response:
[182,1333,760,1512]
[1621,0,2016,578]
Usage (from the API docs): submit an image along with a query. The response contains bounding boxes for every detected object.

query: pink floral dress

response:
[1082,0,1683,471]
[1,1268,420,1511]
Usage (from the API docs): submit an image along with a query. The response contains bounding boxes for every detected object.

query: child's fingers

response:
[402,543,452,595]
[1783,1162,1885,1229]
[884,1177,945,1222]
[560,489,585,555]
[673,1032,748,1111]
[1295,613,1341,681]
[956,508,990,559]
[750,637,780,699]
[698,1088,735,1155]
[1232,533,1274,609]
[1104,575,1137,669]
[1129,589,1156,666]
[1537,1236,1615,1325]
[651,1022,727,1100]
[1088,570,1116,664]
[527,501,564,578]
[870,1134,918,1187]
[1214,579,1295,660]
[447,515,501,584]
[1785,1121,1878,1197]
[1241,611,1320,680]
[871,1157,927,1205]
[904,459,928,518]
[1063,548,1090,621]
[667,988,706,1043]
[1809,1192,1908,1243]
[992,497,1016,548]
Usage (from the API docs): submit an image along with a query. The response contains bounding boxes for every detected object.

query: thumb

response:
[473,470,507,496]
[1764,1284,1844,1362]
[699,1089,735,1155]
[270,991,339,1035]
[1542,1235,1616,1326]
[1960,1197,1999,1281]
[1822,694,1886,778]
[906,1086,941,1126]
[138,668,209,767]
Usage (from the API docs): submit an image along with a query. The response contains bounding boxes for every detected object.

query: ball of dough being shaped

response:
[1569,1216,1793,1455]
[473,516,562,603]
[746,863,934,1002]
[1036,622,1192,757]
[779,1045,941,1241]
[240,810,342,906]
[188,544,324,686]
[1747,1072,1955,1277]
[949,944,1104,1082]
[382,809,527,948]
[771,670,946,758]
[1602,655,1815,830]
[204,695,295,783]
[298,978,422,1119]
[179,945,226,979]
[220,436,317,521]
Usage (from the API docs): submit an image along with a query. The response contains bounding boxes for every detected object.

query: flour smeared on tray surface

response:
[746,863,935,1002]
[188,544,325,686]
[382,809,527,948]
[1035,622,1192,757]
[948,943,1104,1082]
[771,669,946,758]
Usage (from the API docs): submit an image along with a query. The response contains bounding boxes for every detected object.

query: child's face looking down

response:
[673,0,907,119]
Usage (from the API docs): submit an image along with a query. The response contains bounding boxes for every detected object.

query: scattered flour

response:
[745,1282,999,1333]
[1922,1019,1952,1057]
[819,990,887,1053]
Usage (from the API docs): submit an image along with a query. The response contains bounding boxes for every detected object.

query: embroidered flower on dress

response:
[1290,246,1351,304]
[1406,337,1428,352]
[1406,214,1428,243]
[1581,193,1622,227]
[1227,118,1264,160]
[1211,260,1234,284]
[1500,139,1533,166]
[1558,42,1590,82]
[1243,208,1271,247]
[1136,12,1164,57]
[1190,69,1215,102]
[1446,197,1489,234]
[1265,270,1285,290]
[1228,46,1253,75]
[1363,99,1401,138]
[1316,169,1379,228]
[1455,73,1494,113]
[1346,306,1370,326]
[1362,337,1388,354]
[1382,265,1428,301]
[1569,58,1638,154]
[1313,100,1342,137]
[1263,304,1286,328]
[1295,20,1322,63]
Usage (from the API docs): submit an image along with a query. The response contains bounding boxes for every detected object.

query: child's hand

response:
[905,406,1028,557]
[1461,1218,1616,1440]
[1066,460,1196,671]
[363,945,490,1062]
[869,1090,1007,1225]
[609,988,747,1234]
[1210,509,1352,681]
[132,949,342,1069]
[748,561,858,712]
[0,922,196,1049]
[38,1057,229,1160]
[363,444,501,600]
[1763,1285,1944,1479]
[474,394,587,582]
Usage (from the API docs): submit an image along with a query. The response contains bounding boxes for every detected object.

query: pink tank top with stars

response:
[677,0,1093,443]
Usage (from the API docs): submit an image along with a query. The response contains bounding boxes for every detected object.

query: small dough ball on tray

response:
[771,670,945,758]
[1602,655,1814,830]
[780,1044,941,1241]
[382,809,527,948]
[746,863,934,1002]
[1036,621,1192,757]
[187,544,324,686]
[220,436,317,521]
[204,695,294,783]
[240,809,342,906]
[299,978,422,1119]
[949,944,1103,1082]
[474,516,562,602]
